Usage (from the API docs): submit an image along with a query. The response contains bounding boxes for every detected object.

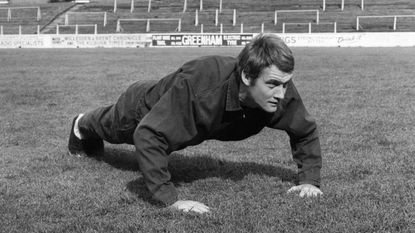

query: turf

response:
[0,47,414,232]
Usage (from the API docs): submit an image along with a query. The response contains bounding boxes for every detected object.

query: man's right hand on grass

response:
[170,200,210,214]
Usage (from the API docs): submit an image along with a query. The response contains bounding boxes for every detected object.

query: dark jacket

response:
[132,55,322,205]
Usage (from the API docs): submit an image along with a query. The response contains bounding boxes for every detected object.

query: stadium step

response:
[40,3,82,34]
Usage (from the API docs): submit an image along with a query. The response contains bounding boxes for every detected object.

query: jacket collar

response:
[225,70,243,112]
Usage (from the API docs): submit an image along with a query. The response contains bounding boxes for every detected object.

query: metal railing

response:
[56,24,98,35]
[0,6,41,21]
[282,22,337,33]
[65,12,107,27]
[356,15,415,31]
[116,18,182,33]
[274,10,319,25]
[322,0,364,11]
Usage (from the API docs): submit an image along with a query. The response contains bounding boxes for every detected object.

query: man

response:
[68,33,323,214]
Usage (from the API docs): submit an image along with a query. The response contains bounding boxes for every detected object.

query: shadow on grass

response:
[102,147,297,203]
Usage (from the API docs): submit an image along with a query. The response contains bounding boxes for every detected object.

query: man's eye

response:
[268,83,284,88]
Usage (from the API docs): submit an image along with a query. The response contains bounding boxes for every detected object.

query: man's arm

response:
[286,111,322,189]
[269,82,323,195]
[133,78,210,212]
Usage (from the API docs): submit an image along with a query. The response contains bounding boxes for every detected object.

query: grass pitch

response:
[0,47,414,232]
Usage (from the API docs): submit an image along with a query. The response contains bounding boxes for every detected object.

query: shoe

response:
[68,115,104,157]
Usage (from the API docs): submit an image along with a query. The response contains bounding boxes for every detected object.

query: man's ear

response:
[241,71,251,86]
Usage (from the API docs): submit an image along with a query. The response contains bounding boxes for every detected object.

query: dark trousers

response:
[78,81,155,145]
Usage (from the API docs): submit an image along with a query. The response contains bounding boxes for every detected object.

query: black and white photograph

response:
[1,0,414,232]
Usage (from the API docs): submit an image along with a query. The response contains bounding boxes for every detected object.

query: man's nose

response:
[273,85,286,99]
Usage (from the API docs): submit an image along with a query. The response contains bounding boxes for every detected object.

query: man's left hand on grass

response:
[287,184,323,197]
[169,200,211,214]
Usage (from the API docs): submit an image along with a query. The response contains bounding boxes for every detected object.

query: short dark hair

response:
[237,33,294,81]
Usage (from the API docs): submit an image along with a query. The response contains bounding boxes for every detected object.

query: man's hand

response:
[170,200,211,214]
[287,184,323,197]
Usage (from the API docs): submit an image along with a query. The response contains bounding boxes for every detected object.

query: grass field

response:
[0,47,414,233]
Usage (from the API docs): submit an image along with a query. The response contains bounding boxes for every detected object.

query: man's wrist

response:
[299,180,320,188]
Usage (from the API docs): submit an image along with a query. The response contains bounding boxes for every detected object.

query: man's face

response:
[244,65,292,113]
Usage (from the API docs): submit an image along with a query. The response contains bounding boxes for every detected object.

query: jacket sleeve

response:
[133,78,198,206]
[269,83,322,187]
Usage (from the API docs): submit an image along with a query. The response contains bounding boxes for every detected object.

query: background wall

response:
[1,32,415,48]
